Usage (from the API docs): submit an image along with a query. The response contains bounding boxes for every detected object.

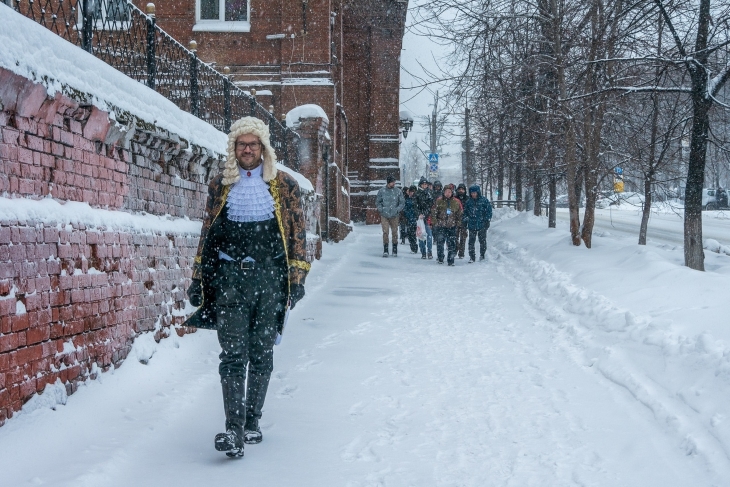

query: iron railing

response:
[7,0,299,168]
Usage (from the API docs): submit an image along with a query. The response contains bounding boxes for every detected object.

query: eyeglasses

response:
[235,141,261,151]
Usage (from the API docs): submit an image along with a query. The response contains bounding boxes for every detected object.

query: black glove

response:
[187,278,203,307]
[289,284,305,309]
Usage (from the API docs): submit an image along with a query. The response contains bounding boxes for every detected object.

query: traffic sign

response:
[614,167,623,175]
[429,162,438,172]
[428,153,439,164]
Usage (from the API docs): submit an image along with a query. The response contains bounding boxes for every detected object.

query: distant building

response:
[137,0,408,227]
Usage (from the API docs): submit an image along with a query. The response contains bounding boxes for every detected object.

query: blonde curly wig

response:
[222,116,278,186]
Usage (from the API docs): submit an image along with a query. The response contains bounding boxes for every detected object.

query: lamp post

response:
[399,110,414,141]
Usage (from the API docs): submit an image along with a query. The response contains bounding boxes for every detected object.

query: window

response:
[77,0,131,29]
[195,0,250,32]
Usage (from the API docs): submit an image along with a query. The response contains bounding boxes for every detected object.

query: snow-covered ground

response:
[1,213,729,486]
[556,206,730,248]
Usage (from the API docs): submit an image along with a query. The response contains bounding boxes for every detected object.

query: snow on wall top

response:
[0,7,227,156]
[285,104,330,127]
[277,163,314,193]
[0,196,202,235]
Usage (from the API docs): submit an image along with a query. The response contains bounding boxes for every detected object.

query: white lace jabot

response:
[226,164,275,222]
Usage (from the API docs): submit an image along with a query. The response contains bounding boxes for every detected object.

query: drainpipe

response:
[336,103,349,175]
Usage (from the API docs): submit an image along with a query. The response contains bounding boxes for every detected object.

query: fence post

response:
[223,67,232,132]
[145,3,157,90]
[82,0,93,52]
[189,40,199,117]
[249,89,256,116]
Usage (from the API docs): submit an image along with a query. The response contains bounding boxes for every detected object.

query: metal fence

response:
[7,0,299,168]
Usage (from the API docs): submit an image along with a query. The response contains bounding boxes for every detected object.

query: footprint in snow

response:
[273,370,287,380]
[341,437,379,463]
[276,384,298,398]
[317,333,341,349]
[349,402,366,416]
[296,360,322,371]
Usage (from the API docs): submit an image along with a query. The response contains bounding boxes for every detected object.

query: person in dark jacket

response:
[429,180,444,253]
[376,176,405,257]
[399,187,409,245]
[463,185,493,262]
[455,183,469,259]
[414,177,434,259]
[431,180,443,201]
[402,185,419,253]
[430,186,463,265]
[185,116,310,458]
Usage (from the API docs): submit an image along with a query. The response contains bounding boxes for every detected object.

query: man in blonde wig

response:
[186,116,310,458]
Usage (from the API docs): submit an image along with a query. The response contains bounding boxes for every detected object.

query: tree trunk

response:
[581,168,598,248]
[497,125,504,207]
[548,173,557,228]
[534,173,542,216]
[639,174,653,245]
[684,96,711,270]
[515,163,523,210]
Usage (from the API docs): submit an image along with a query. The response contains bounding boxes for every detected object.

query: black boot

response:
[383,244,389,258]
[392,243,398,257]
[243,368,271,444]
[216,377,245,457]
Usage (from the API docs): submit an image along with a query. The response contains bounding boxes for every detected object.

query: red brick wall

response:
[0,67,218,425]
[342,1,407,223]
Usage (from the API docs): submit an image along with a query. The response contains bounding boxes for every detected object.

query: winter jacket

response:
[185,171,310,331]
[431,196,463,228]
[376,185,405,219]
[414,188,434,218]
[403,195,418,225]
[463,186,493,231]
[455,189,468,212]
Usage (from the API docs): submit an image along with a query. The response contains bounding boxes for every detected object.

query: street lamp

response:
[399,110,414,140]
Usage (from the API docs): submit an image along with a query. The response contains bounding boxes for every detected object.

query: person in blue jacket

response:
[402,185,419,253]
[462,185,493,262]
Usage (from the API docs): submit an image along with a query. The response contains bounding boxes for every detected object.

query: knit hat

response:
[387,176,396,184]
[419,176,429,185]
[433,180,442,189]
[457,183,467,191]
[222,116,277,186]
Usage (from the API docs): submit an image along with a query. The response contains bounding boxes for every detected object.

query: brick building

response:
[139,0,408,225]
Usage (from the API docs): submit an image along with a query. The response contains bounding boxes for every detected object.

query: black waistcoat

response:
[210,205,285,263]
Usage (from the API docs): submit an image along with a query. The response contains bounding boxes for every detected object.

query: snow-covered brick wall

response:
[0,209,201,425]
[0,29,221,423]
[0,7,327,426]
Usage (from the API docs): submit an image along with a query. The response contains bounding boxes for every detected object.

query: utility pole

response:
[430,91,438,154]
[464,104,471,186]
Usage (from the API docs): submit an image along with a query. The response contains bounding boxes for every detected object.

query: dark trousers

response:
[468,227,488,260]
[435,227,457,264]
[456,226,468,258]
[215,261,287,432]
[399,219,407,243]
[406,222,418,252]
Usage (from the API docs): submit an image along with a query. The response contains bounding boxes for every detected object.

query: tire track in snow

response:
[489,229,730,481]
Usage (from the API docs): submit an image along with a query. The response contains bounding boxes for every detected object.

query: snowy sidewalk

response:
[0,223,725,486]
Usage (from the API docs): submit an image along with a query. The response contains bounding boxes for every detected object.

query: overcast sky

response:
[399,3,464,184]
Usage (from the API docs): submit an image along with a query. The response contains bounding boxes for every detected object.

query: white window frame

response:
[194,0,251,32]
[76,0,132,31]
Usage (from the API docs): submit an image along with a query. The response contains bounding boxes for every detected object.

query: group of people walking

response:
[376,177,493,266]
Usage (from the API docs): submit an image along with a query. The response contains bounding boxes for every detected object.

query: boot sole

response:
[215,433,244,457]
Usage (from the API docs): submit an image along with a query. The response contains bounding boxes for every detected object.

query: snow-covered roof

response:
[285,104,330,127]
[0,8,227,156]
